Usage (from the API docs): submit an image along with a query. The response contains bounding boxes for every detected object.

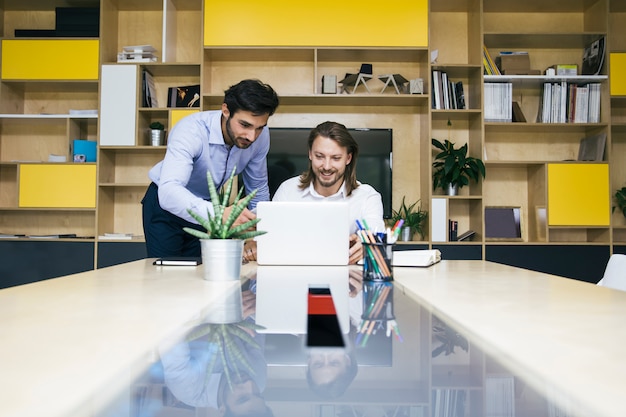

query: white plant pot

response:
[447,183,459,196]
[200,239,244,281]
[401,226,413,242]
[149,129,165,146]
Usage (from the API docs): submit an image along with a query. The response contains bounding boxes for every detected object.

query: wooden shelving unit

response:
[1,0,625,285]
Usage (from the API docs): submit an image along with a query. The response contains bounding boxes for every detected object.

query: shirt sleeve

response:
[241,129,271,209]
[155,117,216,223]
[357,186,385,234]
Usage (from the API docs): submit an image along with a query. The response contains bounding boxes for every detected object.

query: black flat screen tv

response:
[267,127,393,218]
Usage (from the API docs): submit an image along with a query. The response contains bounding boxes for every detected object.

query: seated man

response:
[244,121,384,264]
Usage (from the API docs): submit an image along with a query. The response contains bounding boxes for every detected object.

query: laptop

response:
[254,265,350,334]
[255,201,350,266]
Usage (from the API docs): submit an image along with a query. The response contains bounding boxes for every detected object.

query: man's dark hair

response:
[223,79,279,116]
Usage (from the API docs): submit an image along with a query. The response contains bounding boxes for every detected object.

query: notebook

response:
[255,201,350,266]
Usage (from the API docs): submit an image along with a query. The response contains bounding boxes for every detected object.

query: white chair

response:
[597,254,626,291]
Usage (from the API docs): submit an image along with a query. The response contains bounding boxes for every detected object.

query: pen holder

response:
[362,242,394,281]
[362,281,394,321]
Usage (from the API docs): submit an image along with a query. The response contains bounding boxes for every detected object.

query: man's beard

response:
[225,117,252,149]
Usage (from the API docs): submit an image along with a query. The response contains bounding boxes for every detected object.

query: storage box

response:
[72,139,97,162]
[496,54,531,75]
[550,64,578,76]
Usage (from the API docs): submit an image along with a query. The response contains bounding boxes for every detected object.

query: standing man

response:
[268,121,385,264]
[142,79,279,257]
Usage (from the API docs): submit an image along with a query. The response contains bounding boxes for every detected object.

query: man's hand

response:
[222,205,256,229]
[243,240,257,263]
[349,234,363,265]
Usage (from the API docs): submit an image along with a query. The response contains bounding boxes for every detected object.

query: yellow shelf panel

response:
[610,53,626,96]
[547,164,610,226]
[2,39,99,80]
[170,109,199,128]
[19,164,97,208]
[204,0,428,47]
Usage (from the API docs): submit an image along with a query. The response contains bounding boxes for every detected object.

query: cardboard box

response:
[550,64,578,76]
[496,54,531,75]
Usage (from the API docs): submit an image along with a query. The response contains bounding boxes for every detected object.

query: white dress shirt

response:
[273,176,385,235]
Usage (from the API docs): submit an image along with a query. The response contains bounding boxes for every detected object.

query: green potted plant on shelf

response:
[613,187,626,219]
[183,166,266,280]
[391,196,428,241]
[432,137,486,196]
[149,121,166,146]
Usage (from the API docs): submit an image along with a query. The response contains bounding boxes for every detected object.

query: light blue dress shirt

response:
[148,110,270,224]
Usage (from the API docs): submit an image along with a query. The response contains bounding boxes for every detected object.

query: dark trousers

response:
[141,183,204,257]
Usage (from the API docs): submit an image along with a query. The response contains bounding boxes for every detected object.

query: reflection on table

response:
[117,266,584,417]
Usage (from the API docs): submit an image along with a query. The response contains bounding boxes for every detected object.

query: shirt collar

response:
[208,111,228,146]
[304,180,347,199]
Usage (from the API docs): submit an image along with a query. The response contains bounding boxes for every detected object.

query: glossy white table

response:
[0,259,623,417]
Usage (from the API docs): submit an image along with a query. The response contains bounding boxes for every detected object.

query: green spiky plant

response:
[183,167,266,240]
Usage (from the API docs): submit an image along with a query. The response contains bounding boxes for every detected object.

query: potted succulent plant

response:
[183,166,266,281]
[432,138,486,196]
[391,196,428,241]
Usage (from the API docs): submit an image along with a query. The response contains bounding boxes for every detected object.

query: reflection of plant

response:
[183,167,266,240]
[432,317,468,358]
[614,187,626,219]
[186,321,265,390]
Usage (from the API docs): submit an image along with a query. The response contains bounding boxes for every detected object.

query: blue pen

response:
[355,219,364,231]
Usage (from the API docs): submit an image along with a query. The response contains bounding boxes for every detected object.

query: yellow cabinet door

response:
[204,0,428,47]
[171,109,199,128]
[547,164,610,226]
[610,53,626,96]
[19,164,97,208]
[2,39,99,80]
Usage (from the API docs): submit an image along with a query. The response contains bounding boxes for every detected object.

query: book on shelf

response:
[98,233,142,240]
[582,37,605,76]
[484,82,512,122]
[0,234,26,239]
[167,85,201,108]
[118,44,158,63]
[431,70,466,110]
[432,388,467,417]
[512,101,526,122]
[485,375,515,417]
[28,234,77,239]
[483,45,501,75]
[536,82,600,123]
[142,69,158,108]
[577,132,607,161]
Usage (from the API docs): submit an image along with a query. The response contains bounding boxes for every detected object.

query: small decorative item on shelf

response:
[390,196,428,241]
[149,121,166,146]
[613,187,626,219]
[432,121,486,196]
[183,166,266,281]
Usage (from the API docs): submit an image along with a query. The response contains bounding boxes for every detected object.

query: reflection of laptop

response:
[255,265,350,334]
[255,201,350,266]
